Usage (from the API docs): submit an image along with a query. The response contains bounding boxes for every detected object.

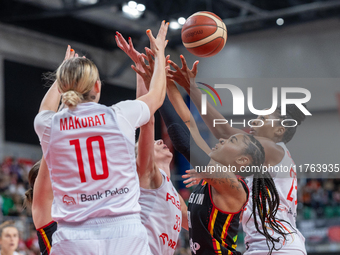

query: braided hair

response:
[242,135,293,254]
[275,104,306,143]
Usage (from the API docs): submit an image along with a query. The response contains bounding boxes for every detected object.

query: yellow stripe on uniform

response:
[209,208,219,235]
[220,214,232,246]
[39,228,52,254]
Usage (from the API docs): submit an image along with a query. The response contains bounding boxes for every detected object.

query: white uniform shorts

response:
[244,250,306,255]
[51,214,151,255]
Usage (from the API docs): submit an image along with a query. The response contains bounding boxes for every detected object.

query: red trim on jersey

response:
[36,221,56,231]
[208,178,249,215]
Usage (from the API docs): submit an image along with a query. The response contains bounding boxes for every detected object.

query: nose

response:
[157,139,164,145]
[251,119,260,126]
[219,138,224,143]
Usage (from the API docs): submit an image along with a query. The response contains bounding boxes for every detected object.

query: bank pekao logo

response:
[63,195,76,205]
[198,83,312,128]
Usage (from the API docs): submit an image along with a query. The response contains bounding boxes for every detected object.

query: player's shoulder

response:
[255,136,285,164]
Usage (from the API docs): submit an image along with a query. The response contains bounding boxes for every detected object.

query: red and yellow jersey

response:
[188,179,248,255]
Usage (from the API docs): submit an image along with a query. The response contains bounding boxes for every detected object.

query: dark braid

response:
[252,171,292,254]
[276,104,307,143]
[243,135,295,254]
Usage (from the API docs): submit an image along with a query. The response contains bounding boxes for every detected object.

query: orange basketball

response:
[181,11,227,57]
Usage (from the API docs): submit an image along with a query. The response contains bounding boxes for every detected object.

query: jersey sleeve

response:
[34,110,55,152]
[112,100,150,129]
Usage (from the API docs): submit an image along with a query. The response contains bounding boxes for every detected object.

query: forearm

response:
[137,116,155,174]
[148,55,166,110]
[158,96,211,168]
[32,157,53,229]
[166,82,211,155]
[179,195,188,231]
[136,62,148,98]
[166,82,190,125]
[39,81,61,112]
[188,83,239,139]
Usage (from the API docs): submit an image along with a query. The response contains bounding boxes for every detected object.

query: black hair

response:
[275,104,307,143]
[242,135,293,255]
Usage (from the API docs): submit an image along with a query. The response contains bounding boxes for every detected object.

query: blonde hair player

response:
[0,221,21,255]
[115,31,188,255]
[34,21,168,255]
[25,47,78,255]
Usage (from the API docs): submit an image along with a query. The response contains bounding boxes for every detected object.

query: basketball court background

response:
[0,0,340,254]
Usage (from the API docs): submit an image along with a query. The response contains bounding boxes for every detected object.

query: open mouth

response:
[249,128,255,134]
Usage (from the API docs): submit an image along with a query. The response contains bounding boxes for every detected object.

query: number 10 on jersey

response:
[70,136,109,183]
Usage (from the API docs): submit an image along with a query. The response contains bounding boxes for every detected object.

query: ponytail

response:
[62,90,83,108]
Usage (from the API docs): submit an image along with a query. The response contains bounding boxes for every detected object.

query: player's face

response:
[154,139,173,160]
[0,227,19,253]
[209,134,248,166]
[249,112,281,140]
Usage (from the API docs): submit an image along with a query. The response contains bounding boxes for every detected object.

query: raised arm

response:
[32,157,53,229]
[115,33,162,189]
[165,59,211,155]
[39,46,80,112]
[168,55,246,139]
[135,21,169,116]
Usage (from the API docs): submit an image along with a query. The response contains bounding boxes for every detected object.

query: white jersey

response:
[34,101,150,222]
[242,142,306,254]
[139,169,182,255]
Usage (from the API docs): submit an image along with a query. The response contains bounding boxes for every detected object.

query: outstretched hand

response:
[115,32,141,64]
[131,47,171,90]
[64,45,82,62]
[146,20,169,56]
[167,55,199,92]
[182,169,202,188]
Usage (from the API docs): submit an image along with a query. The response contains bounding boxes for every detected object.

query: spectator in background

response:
[0,221,21,255]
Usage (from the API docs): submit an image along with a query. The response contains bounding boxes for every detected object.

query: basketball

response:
[181,11,227,57]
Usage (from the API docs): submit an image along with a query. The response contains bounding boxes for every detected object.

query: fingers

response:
[168,60,182,73]
[156,20,169,40]
[192,60,199,76]
[131,65,146,78]
[64,45,71,61]
[115,31,129,51]
[146,29,156,49]
[70,48,75,58]
[75,53,79,58]
[180,55,188,71]
[128,36,135,51]
[186,182,197,188]
[165,55,170,67]
[145,47,154,71]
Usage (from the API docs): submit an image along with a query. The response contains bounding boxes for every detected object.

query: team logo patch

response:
[63,195,76,205]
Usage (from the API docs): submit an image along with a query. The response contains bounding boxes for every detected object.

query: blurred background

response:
[0,0,340,254]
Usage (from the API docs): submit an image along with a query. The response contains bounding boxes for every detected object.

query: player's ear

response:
[94,80,101,94]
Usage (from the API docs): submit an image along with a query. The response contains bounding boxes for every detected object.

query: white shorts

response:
[51,214,151,255]
[244,250,306,255]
